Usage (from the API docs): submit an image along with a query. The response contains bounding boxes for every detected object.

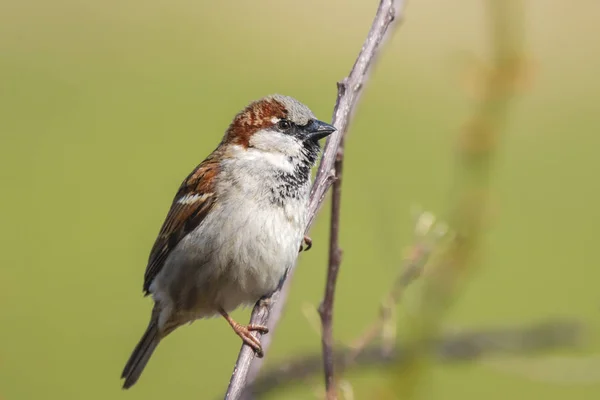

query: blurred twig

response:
[224,1,406,399]
[243,319,582,397]
[347,210,448,363]
[481,354,600,385]
[386,1,527,398]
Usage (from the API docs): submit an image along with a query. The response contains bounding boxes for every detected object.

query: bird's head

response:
[223,94,335,164]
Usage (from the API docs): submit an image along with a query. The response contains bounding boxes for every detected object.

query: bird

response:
[121,94,335,389]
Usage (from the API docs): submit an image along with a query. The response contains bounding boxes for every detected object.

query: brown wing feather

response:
[143,153,220,294]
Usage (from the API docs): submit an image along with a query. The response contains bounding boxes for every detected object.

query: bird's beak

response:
[304,119,336,141]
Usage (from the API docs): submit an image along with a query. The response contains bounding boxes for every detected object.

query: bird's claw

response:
[299,235,313,252]
[235,324,269,358]
[221,309,269,358]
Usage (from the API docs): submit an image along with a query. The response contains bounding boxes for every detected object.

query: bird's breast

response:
[158,189,307,313]
[151,157,311,317]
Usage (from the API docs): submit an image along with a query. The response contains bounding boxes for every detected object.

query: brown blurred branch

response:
[224,1,406,399]
[387,1,527,397]
[244,319,582,397]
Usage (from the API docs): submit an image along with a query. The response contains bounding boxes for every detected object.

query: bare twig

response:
[224,1,406,398]
[244,319,582,397]
[318,146,345,400]
[347,212,448,362]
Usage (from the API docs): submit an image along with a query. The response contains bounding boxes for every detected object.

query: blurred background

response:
[1,0,599,399]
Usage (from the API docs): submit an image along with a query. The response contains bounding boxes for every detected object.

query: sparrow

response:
[121,94,335,389]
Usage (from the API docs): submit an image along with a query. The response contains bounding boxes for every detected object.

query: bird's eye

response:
[277,119,292,131]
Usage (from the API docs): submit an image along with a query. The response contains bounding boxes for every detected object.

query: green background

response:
[1,0,599,399]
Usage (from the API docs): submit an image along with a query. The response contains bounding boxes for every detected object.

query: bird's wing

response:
[143,153,220,294]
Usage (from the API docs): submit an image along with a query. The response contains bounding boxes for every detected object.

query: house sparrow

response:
[121,94,335,389]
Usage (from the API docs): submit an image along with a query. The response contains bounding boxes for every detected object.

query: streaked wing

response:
[143,154,220,294]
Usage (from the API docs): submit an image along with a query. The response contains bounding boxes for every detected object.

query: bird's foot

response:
[234,323,269,357]
[299,235,313,252]
[220,309,269,357]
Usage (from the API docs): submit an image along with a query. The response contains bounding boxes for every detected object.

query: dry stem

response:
[318,146,345,400]
[347,211,447,363]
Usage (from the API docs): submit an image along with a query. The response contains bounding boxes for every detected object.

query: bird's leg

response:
[299,235,313,252]
[219,309,269,357]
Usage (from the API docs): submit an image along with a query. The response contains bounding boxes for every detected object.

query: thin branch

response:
[347,211,447,363]
[245,319,583,397]
[224,1,406,398]
[318,145,345,400]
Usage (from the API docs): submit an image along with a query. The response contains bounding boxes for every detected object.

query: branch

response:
[347,211,447,363]
[318,146,345,400]
[224,1,406,398]
[246,319,583,397]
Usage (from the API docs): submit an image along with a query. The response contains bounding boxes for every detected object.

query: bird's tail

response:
[121,318,161,389]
